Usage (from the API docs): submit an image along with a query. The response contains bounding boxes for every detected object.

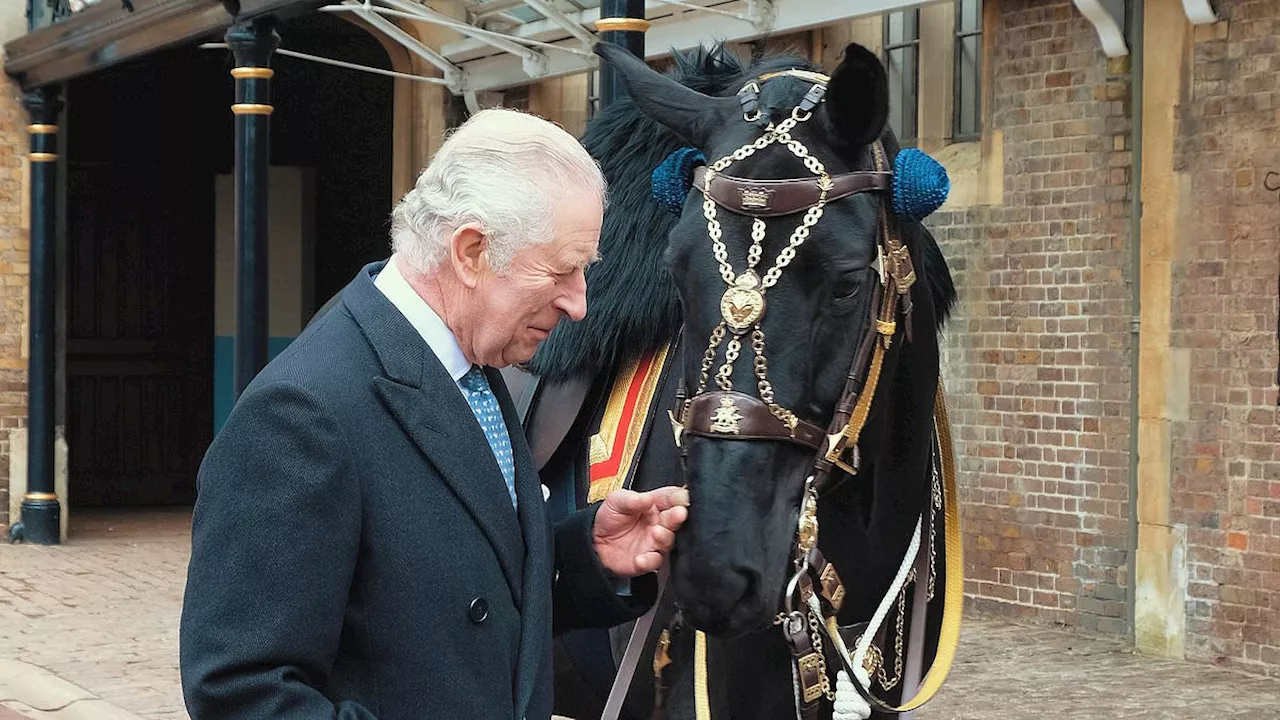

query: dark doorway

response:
[64,163,215,507]
[62,12,394,509]
[271,12,397,316]
[64,44,228,508]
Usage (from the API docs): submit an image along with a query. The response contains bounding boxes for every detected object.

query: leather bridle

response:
[666,70,917,492]
[603,69,961,720]
[662,71,923,720]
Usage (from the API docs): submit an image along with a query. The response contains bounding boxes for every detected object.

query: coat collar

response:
[343,261,556,714]
[490,366,552,717]
[343,261,527,599]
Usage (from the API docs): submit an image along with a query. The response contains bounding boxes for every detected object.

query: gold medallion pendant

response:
[720,270,765,332]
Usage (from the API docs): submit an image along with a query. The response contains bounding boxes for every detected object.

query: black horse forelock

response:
[526,44,956,382]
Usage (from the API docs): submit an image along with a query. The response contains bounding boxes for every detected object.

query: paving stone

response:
[1,700,142,720]
[0,703,35,720]
[3,508,1280,720]
[0,661,93,709]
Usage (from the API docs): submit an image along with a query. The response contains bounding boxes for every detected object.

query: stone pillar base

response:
[8,427,69,543]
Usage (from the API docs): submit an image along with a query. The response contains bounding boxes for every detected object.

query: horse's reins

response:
[603,70,963,720]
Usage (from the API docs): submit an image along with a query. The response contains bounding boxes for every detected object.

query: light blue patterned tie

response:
[459,366,518,509]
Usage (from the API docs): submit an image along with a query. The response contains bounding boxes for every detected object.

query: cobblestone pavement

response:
[0,511,190,720]
[3,509,1280,720]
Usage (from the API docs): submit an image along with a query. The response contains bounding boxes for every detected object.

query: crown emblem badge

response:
[709,396,743,435]
[740,186,773,209]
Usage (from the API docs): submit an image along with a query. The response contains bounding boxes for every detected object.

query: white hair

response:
[390,108,607,275]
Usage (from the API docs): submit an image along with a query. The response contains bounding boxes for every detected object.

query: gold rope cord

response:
[695,630,712,720]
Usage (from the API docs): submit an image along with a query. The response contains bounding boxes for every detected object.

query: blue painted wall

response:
[213,335,298,435]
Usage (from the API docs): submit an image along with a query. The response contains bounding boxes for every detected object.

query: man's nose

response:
[556,269,588,321]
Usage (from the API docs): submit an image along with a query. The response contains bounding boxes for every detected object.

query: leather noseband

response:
[682,391,828,451]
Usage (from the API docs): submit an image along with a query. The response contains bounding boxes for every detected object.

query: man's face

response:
[469,196,602,367]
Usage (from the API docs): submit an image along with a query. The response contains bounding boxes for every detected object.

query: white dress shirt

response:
[374,255,552,505]
[373,255,472,397]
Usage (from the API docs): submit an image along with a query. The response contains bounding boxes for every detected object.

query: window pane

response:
[887,47,904,138]
[960,36,978,137]
[904,9,918,38]
[903,46,918,142]
[888,12,904,44]
[959,0,981,34]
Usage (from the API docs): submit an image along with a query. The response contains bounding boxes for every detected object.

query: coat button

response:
[468,597,489,624]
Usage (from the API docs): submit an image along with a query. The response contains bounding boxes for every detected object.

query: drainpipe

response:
[1125,0,1144,644]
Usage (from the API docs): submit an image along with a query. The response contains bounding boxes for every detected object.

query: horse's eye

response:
[832,274,861,300]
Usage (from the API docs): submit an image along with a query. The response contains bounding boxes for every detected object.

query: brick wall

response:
[1174,0,1280,676]
[0,71,26,532]
[928,0,1135,635]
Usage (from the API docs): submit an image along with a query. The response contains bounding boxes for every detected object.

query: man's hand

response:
[592,486,690,577]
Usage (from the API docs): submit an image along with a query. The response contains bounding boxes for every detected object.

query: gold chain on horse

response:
[689,104,832,429]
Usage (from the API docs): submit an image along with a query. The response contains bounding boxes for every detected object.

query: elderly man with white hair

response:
[179,108,689,720]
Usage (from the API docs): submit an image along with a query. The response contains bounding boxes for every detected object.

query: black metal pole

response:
[226,20,279,398]
[21,85,63,545]
[596,0,647,106]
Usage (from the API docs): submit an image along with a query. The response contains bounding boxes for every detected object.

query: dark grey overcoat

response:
[180,261,655,720]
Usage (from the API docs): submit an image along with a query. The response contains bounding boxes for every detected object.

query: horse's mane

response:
[526,45,956,382]
[526,43,772,381]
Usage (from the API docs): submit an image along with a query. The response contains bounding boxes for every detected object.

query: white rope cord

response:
[854,515,922,673]
[319,4,597,57]
[833,668,872,720]
[649,0,754,21]
[809,514,923,720]
[199,43,451,84]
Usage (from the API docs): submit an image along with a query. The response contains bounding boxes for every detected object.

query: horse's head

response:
[596,41,941,638]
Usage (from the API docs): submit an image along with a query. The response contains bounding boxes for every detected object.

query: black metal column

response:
[226,20,279,397]
[596,0,647,106]
[20,86,63,545]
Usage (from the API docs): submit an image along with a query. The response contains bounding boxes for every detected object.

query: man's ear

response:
[449,223,488,289]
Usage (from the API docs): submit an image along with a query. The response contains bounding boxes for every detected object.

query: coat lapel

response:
[344,262,525,601]
[489,368,553,718]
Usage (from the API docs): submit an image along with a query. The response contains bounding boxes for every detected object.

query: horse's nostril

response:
[734,566,761,606]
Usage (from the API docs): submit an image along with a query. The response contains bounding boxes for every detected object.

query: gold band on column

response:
[23,491,57,501]
[593,17,650,32]
[27,124,57,134]
[231,103,274,115]
[231,67,275,79]
[29,153,57,162]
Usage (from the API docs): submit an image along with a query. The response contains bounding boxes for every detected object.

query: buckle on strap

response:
[783,608,826,706]
[797,652,825,704]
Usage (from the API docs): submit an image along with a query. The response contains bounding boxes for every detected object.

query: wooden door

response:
[65,163,214,507]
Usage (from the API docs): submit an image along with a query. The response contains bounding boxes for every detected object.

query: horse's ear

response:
[593,42,737,149]
[823,43,889,148]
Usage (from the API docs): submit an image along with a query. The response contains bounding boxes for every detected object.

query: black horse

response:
[519,41,959,720]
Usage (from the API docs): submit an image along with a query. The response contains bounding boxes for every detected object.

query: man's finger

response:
[649,524,676,551]
[656,505,688,532]
[604,486,690,516]
[633,551,663,574]
[601,488,648,515]
[649,486,690,512]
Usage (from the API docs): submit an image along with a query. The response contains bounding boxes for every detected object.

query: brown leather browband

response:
[692,166,891,218]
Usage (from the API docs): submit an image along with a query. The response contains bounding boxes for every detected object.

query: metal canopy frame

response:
[4,0,1225,93]
[1073,0,1218,58]
[294,0,935,96]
